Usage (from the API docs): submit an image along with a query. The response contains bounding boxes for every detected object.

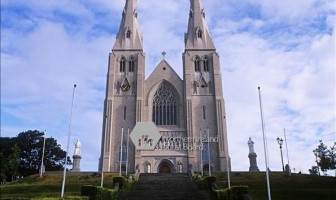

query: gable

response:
[145,59,183,107]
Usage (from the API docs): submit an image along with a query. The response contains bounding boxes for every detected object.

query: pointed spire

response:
[113,0,143,50]
[185,0,215,50]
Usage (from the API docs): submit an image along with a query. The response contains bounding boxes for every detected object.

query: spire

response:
[185,0,215,50]
[113,0,143,50]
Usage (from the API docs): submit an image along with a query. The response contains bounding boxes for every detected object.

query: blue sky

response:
[1,0,335,174]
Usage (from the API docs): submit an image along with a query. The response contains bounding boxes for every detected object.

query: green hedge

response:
[112,176,131,190]
[197,176,217,190]
[95,186,117,200]
[81,185,98,197]
[129,174,138,182]
[80,185,117,200]
[192,174,202,182]
[216,186,249,200]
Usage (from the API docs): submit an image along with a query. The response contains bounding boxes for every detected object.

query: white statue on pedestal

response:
[74,139,81,156]
[248,137,255,154]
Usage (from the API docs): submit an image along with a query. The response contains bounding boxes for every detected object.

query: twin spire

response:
[113,0,143,50]
[113,0,215,51]
[185,0,216,50]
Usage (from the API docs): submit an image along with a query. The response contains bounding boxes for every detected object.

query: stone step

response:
[118,173,214,200]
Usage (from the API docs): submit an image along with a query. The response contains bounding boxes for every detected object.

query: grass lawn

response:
[214,172,336,200]
[1,172,335,200]
[0,172,118,199]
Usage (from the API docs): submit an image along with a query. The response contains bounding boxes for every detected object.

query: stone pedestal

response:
[248,153,259,172]
[72,155,81,172]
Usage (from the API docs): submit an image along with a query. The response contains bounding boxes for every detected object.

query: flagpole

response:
[283,129,291,176]
[258,87,271,200]
[40,130,46,178]
[200,129,203,176]
[101,114,108,187]
[61,84,77,198]
[119,127,123,176]
[224,115,231,188]
[126,127,130,176]
[207,127,211,176]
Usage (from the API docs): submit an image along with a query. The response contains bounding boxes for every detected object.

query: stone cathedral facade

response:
[99,0,230,173]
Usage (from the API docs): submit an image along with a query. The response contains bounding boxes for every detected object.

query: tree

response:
[0,130,72,178]
[8,144,21,180]
[329,142,336,176]
[15,130,72,176]
[313,140,335,175]
[308,166,319,176]
[0,137,16,181]
[0,152,8,182]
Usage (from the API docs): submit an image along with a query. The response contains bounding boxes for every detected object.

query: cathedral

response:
[99,0,230,173]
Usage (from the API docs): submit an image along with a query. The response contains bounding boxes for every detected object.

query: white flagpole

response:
[119,127,123,176]
[101,115,107,187]
[284,129,291,176]
[40,130,46,178]
[61,84,77,198]
[207,127,211,176]
[224,116,231,188]
[126,127,130,176]
[258,87,271,200]
[200,129,203,176]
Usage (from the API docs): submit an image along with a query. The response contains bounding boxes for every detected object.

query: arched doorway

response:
[121,164,126,172]
[203,164,212,175]
[203,165,209,173]
[159,163,171,173]
[158,160,174,173]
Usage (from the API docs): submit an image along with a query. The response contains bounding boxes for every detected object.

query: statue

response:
[247,137,259,172]
[74,139,81,156]
[248,137,254,154]
[72,139,82,171]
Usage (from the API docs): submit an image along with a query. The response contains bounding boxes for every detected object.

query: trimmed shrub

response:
[96,186,117,200]
[129,174,138,182]
[215,186,249,200]
[81,185,98,197]
[80,185,117,200]
[112,176,131,190]
[197,176,217,190]
[192,174,202,182]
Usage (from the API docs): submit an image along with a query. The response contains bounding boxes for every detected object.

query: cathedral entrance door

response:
[158,163,171,173]
[203,164,209,174]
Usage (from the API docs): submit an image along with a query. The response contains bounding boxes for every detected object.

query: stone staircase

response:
[118,173,215,200]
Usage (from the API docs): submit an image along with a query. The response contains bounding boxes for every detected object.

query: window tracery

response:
[152,82,177,125]
[119,142,127,162]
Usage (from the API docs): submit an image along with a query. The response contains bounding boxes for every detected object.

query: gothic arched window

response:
[129,57,135,72]
[152,82,178,125]
[194,56,201,72]
[202,144,209,161]
[203,56,209,72]
[126,30,131,38]
[119,142,127,162]
[197,29,202,38]
[120,57,126,72]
